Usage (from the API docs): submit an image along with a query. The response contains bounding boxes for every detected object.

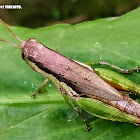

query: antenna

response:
[0,39,19,48]
[0,18,22,43]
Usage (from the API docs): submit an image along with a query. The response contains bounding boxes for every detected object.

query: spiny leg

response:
[73,106,89,131]
[55,82,90,131]
[31,78,49,98]
[87,61,140,73]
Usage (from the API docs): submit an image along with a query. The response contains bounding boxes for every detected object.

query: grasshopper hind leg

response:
[88,61,140,74]
[25,59,90,130]
[73,106,89,131]
[56,84,90,131]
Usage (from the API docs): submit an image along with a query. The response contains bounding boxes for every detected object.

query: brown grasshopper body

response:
[1,18,140,129]
[21,39,140,122]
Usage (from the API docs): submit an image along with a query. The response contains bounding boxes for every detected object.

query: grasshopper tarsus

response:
[85,125,90,132]
[84,118,90,132]
[30,92,37,98]
[132,66,140,73]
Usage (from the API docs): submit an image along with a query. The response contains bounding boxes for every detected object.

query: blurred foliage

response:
[0,0,140,28]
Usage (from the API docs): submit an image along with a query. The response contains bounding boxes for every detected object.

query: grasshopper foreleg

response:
[31,78,49,98]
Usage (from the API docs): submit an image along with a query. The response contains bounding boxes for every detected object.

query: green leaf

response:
[1,7,140,140]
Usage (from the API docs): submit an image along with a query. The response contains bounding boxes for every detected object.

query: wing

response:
[60,60,123,101]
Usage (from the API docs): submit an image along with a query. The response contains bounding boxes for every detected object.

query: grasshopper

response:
[1,18,140,131]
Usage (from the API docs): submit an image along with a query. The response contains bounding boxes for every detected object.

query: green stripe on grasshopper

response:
[77,97,138,124]
[94,68,140,95]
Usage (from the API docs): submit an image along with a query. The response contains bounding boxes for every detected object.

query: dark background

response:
[0,0,140,28]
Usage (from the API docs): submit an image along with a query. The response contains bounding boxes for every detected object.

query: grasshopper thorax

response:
[20,38,37,59]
